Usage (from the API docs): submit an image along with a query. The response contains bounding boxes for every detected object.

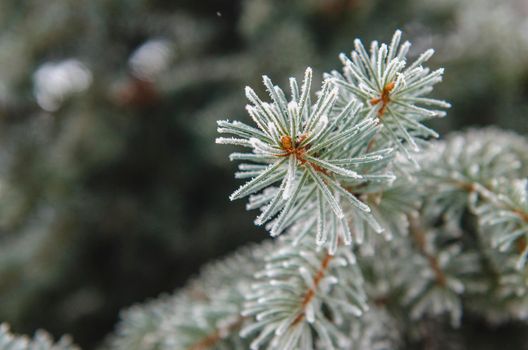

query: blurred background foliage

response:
[0,0,526,348]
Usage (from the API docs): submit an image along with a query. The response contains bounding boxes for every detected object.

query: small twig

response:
[370,81,395,118]
[277,134,329,175]
[407,214,447,287]
[291,252,334,326]
[187,316,246,350]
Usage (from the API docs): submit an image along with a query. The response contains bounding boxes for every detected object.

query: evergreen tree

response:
[109,31,528,350]
[1,1,528,349]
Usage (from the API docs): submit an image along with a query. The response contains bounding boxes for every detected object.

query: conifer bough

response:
[217,30,447,253]
[5,30,528,350]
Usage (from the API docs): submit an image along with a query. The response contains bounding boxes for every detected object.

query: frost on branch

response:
[217,31,451,251]
[241,235,366,350]
[111,31,528,350]
[475,179,528,269]
[110,240,398,350]
[416,128,528,268]
[0,324,78,350]
[329,30,449,159]
[217,67,396,251]
[397,216,482,327]
[412,128,528,323]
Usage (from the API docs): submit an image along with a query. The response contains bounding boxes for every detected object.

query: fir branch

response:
[241,235,367,350]
[219,67,397,249]
[329,30,449,159]
[474,179,528,269]
[187,316,246,350]
[0,324,78,350]
[417,129,528,269]
[113,32,528,350]
[407,215,448,287]
[398,219,480,327]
